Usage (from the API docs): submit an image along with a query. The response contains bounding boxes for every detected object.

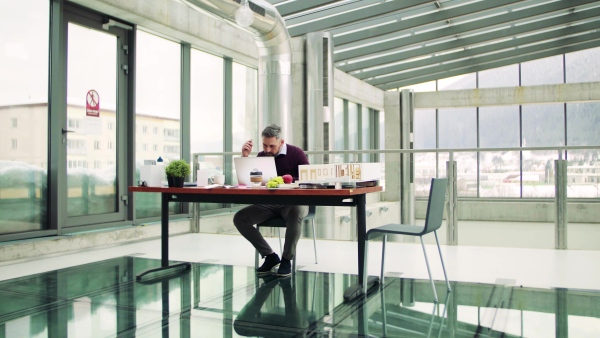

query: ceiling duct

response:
[182,0,293,140]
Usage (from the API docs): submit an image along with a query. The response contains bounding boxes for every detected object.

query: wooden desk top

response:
[129,185,382,196]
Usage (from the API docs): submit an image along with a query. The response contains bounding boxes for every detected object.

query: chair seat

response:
[367,223,426,238]
[258,217,286,228]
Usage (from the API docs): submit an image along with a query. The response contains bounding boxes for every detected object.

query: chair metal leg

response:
[434,231,451,292]
[380,235,387,285]
[311,219,318,264]
[420,236,439,303]
[380,280,388,337]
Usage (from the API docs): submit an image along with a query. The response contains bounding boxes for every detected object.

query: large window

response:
[0,0,49,234]
[479,106,520,198]
[521,55,563,86]
[135,30,181,218]
[413,47,600,199]
[231,62,258,153]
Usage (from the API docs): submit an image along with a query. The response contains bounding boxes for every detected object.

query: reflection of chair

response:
[364,178,451,302]
[254,205,317,272]
[374,284,451,338]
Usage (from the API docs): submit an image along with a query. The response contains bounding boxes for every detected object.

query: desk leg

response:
[136,193,191,281]
[162,192,169,267]
[343,194,379,301]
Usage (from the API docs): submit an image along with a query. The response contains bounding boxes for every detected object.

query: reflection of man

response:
[233,124,309,277]
[234,277,309,337]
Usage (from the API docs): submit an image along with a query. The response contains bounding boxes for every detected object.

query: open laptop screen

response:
[234,157,278,186]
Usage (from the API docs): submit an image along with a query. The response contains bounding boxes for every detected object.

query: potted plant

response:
[165,159,191,188]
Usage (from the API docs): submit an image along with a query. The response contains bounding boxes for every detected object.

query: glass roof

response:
[266,0,600,89]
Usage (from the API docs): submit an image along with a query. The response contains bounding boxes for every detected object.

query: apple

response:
[282,174,293,184]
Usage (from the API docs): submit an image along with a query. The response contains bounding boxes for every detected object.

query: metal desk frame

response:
[129,186,382,300]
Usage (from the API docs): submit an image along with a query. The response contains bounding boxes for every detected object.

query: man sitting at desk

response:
[233,124,309,277]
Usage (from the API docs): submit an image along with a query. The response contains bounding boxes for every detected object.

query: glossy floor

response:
[1,232,600,337]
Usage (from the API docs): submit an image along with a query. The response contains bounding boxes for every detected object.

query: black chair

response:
[364,178,451,302]
[254,205,317,272]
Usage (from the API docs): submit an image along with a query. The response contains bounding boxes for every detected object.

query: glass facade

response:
[411,47,600,199]
[0,0,599,242]
[0,0,49,235]
[135,30,181,218]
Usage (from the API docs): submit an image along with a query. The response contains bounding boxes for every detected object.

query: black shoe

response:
[277,258,292,277]
[257,253,281,275]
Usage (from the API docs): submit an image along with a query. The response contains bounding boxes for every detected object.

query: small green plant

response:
[165,159,191,178]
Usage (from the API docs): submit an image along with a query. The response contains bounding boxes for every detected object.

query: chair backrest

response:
[423,178,448,234]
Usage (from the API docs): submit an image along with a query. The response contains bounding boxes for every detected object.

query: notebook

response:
[234,156,278,186]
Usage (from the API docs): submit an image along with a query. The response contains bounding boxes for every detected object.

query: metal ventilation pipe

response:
[182,0,292,140]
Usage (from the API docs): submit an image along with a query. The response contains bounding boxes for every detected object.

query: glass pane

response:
[521,55,563,86]
[66,23,117,217]
[398,80,436,92]
[522,150,558,198]
[522,104,564,147]
[135,30,181,218]
[347,102,358,160]
[379,110,385,175]
[190,49,223,157]
[439,108,477,149]
[566,150,600,198]
[566,102,600,198]
[567,102,600,146]
[191,50,224,211]
[438,73,476,90]
[361,106,370,163]
[438,152,477,197]
[414,109,436,197]
[0,0,49,234]
[565,47,600,83]
[231,62,257,186]
[479,106,520,148]
[333,97,344,163]
[232,62,257,155]
[479,151,520,198]
[478,64,519,88]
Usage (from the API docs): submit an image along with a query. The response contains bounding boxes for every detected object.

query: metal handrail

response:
[192,145,599,157]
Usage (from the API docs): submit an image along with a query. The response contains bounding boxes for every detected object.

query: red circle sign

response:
[86,90,100,117]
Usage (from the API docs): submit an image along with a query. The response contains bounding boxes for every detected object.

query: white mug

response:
[210,174,225,185]
[197,170,212,187]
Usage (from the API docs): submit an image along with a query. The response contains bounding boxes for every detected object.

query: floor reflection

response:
[233,276,315,337]
[0,256,599,337]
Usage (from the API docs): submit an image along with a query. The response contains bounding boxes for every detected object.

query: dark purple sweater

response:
[258,144,309,181]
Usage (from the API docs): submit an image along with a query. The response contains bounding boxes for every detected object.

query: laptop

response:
[234,156,278,186]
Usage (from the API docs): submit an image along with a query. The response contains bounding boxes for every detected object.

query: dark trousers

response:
[233,205,308,260]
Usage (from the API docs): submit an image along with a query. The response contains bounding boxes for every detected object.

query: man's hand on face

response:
[242,139,253,157]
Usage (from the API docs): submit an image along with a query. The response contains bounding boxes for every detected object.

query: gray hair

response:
[261,124,282,140]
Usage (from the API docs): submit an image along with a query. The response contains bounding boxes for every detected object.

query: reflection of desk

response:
[129,185,382,300]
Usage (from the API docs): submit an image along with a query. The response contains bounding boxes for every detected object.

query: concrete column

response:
[555,160,568,250]
[400,89,415,227]
[446,158,458,246]
[384,91,401,203]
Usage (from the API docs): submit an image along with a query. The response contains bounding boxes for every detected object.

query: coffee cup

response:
[250,169,262,188]
[210,174,225,185]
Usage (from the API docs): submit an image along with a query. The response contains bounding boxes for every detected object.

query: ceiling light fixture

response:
[235,0,254,28]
